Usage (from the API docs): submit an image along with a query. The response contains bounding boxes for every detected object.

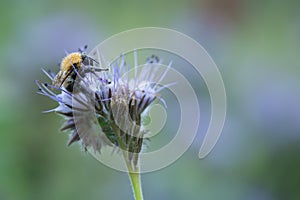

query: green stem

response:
[111,123,144,200]
[128,169,143,200]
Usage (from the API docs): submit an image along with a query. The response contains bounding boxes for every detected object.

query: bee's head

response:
[81,52,87,60]
[78,45,88,61]
[81,52,99,66]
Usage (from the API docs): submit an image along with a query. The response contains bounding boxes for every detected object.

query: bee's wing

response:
[54,70,74,88]
[52,70,64,87]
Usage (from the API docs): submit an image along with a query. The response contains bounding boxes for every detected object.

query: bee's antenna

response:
[78,45,88,53]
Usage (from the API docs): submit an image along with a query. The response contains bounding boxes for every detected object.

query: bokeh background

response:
[1,0,300,200]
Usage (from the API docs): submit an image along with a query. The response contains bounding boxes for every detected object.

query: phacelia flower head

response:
[36,50,170,166]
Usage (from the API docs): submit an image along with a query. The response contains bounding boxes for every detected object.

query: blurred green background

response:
[1,0,300,200]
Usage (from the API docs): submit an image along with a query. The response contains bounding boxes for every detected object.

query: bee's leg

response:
[90,67,108,72]
[83,56,99,67]
[83,67,108,74]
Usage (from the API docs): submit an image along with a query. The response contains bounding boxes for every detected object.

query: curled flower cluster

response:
[36,52,170,166]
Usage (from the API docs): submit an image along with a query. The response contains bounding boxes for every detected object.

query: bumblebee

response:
[52,46,106,92]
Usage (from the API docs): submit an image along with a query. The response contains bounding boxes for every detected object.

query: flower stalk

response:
[129,170,143,200]
[112,120,143,200]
